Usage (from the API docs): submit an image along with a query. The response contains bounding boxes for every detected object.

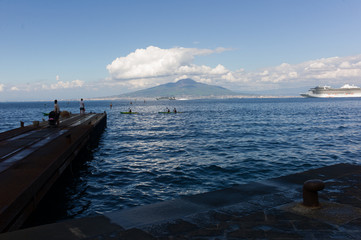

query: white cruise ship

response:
[300,84,361,98]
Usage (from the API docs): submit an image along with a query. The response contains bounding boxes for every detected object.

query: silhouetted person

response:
[80,98,85,114]
[54,99,60,126]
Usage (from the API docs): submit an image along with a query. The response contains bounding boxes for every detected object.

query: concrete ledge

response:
[0,216,123,240]
[105,199,209,229]
[1,163,361,239]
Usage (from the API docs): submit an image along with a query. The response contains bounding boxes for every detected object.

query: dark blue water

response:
[1,98,361,220]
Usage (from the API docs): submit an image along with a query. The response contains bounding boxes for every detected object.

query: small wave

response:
[8,98,361,221]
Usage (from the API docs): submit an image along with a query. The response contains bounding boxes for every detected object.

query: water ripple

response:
[2,98,361,220]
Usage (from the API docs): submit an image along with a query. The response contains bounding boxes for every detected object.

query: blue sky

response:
[1,0,361,101]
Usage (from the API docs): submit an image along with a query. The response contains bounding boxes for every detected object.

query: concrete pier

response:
[0,113,106,232]
[1,163,361,239]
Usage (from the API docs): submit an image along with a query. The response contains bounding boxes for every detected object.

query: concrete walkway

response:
[1,163,361,239]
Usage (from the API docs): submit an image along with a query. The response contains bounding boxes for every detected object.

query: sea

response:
[1,98,361,224]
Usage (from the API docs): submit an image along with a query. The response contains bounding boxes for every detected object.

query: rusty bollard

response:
[303,179,325,207]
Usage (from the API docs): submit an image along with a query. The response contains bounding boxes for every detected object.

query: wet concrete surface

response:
[1,163,361,239]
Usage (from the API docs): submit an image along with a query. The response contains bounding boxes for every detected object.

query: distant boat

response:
[300,84,361,98]
[156,96,176,100]
[120,112,138,114]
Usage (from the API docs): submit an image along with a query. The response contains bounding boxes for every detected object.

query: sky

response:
[1,0,361,101]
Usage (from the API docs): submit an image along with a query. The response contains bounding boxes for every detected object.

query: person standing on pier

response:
[80,98,85,114]
[54,99,60,126]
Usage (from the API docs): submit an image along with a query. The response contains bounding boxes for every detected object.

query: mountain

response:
[113,78,241,99]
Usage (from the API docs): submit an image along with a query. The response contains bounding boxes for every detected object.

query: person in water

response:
[54,99,60,126]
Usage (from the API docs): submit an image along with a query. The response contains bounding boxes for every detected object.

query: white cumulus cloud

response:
[243,54,361,89]
[1,79,86,96]
[47,79,85,90]
[106,47,354,90]
[106,46,231,88]
[105,47,361,93]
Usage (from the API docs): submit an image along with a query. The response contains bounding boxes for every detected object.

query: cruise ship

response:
[300,84,361,98]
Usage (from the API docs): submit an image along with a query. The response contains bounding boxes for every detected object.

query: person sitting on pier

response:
[54,99,60,126]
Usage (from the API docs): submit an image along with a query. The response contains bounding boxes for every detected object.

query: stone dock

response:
[1,162,361,239]
[0,112,107,233]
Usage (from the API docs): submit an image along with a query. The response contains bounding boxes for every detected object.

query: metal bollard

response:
[303,179,325,207]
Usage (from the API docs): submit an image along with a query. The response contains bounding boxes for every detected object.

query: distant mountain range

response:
[108,78,245,99]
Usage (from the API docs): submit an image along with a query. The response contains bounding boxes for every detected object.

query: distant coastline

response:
[89,95,301,101]
[0,95,304,103]
[89,78,303,101]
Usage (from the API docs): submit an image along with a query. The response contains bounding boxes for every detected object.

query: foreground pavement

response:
[1,163,361,239]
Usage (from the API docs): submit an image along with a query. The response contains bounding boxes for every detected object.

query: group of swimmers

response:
[166,107,177,113]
